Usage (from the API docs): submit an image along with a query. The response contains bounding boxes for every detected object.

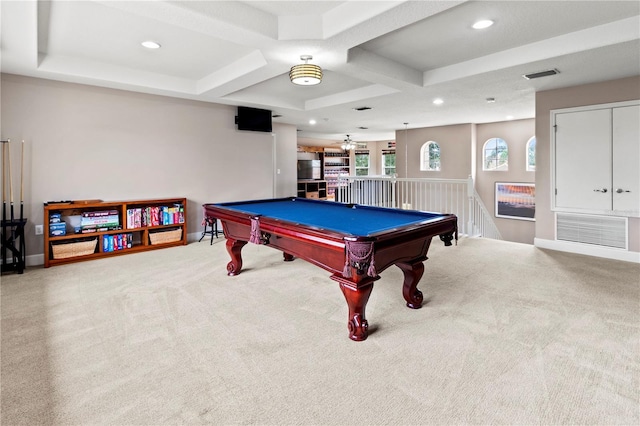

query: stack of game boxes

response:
[49,213,66,236]
[81,210,120,233]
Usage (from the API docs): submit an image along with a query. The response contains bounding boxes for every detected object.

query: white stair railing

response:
[334,175,502,240]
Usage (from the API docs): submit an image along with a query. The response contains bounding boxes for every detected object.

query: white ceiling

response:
[2,0,639,144]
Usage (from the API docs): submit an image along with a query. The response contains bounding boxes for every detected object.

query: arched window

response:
[526,136,536,171]
[483,138,508,171]
[420,141,441,171]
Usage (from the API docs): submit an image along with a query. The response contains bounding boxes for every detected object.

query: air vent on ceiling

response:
[556,213,627,249]
[354,107,372,111]
[523,69,559,80]
[358,126,368,129]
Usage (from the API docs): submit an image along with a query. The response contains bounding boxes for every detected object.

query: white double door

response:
[554,102,639,215]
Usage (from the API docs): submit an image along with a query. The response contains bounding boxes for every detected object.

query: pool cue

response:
[20,140,24,221]
[2,140,6,224]
[7,139,14,222]
[1,140,5,269]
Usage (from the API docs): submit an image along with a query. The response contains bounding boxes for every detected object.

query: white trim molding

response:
[25,254,45,267]
[534,238,640,263]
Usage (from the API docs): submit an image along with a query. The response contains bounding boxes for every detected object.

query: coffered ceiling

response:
[2,1,639,142]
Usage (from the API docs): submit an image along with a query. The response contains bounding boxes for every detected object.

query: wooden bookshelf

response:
[43,197,187,268]
[297,180,327,199]
[322,148,350,200]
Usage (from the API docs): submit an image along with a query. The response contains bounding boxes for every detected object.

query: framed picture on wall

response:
[495,182,535,221]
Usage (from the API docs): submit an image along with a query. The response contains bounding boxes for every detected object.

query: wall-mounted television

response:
[235,106,272,132]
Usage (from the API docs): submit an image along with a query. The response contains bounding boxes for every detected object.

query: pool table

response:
[203,197,457,341]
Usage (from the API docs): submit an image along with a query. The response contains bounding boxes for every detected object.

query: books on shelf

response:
[127,204,185,229]
[102,233,133,252]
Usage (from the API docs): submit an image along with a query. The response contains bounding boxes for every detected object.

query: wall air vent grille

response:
[556,213,627,249]
[523,69,559,79]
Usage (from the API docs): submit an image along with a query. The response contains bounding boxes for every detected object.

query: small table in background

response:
[199,216,219,245]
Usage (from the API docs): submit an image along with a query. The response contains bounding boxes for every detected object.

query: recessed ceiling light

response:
[433,98,444,105]
[472,20,494,30]
[486,97,496,103]
[141,40,161,49]
[506,115,514,120]
[309,119,316,125]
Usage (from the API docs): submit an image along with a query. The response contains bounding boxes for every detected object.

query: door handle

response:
[593,188,608,193]
[616,188,631,193]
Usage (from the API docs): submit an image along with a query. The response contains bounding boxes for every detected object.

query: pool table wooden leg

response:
[283,252,294,262]
[225,238,247,276]
[332,275,376,341]
[397,261,425,309]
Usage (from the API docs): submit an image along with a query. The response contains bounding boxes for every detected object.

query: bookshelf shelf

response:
[43,197,187,267]
[322,148,350,200]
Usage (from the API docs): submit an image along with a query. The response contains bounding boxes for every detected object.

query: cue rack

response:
[1,139,27,274]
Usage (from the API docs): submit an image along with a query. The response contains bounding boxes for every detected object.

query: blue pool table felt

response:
[217,198,446,236]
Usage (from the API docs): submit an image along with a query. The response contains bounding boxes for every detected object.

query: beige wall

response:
[395,124,473,180]
[535,76,640,252]
[394,120,536,244]
[0,74,297,261]
[274,124,298,197]
[392,77,639,252]
[346,140,394,176]
[365,141,382,176]
[476,119,536,244]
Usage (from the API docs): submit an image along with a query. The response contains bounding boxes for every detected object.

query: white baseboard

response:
[1,254,44,267]
[187,231,203,243]
[26,254,45,267]
[534,238,640,263]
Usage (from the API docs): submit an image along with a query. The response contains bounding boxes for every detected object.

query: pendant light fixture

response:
[290,55,323,86]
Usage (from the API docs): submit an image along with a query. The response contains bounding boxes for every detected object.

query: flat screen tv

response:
[236,106,272,132]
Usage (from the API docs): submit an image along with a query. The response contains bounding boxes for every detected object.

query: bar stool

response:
[199,217,219,245]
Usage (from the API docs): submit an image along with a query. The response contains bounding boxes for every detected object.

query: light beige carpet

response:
[1,237,639,425]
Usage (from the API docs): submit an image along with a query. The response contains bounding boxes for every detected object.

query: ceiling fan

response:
[341,135,355,150]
